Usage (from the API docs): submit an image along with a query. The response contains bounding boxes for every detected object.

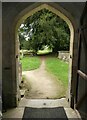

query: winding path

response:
[22,56,65,99]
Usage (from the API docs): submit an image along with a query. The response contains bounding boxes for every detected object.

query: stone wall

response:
[19,62,22,84]
[58,51,69,62]
[2,2,86,109]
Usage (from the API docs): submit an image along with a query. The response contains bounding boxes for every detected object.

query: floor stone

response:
[19,98,69,108]
[3,98,82,119]
[3,108,24,119]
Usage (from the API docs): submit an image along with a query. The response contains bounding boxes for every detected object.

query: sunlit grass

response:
[20,56,41,71]
[37,48,52,55]
[45,57,69,88]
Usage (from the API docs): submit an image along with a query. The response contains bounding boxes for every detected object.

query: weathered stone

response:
[2,4,87,119]
[58,51,69,62]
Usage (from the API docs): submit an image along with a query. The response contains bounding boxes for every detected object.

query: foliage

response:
[18,9,70,53]
[20,57,41,71]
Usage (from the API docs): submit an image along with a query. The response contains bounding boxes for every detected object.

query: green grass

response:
[20,56,41,71]
[45,57,69,88]
[37,49,52,55]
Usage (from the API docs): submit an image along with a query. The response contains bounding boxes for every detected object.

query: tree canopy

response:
[18,8,70,53]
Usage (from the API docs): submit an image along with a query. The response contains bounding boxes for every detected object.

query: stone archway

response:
[14,3,76,108]
[2,2,80,109]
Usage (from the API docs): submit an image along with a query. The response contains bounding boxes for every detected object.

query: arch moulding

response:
[13,2,77,108]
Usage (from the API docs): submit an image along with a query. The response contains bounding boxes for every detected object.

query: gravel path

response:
[22,56,65,99]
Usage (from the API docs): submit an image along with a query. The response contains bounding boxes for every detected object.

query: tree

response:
[18,8,70,53]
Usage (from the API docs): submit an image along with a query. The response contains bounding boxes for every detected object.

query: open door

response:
[75,2,87,119]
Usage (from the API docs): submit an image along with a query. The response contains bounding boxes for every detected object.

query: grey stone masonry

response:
[58,51,69,62]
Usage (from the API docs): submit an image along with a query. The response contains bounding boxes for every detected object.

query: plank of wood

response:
[76,94,87,108]
[77,70,87,80]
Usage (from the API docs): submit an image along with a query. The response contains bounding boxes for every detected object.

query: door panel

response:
[76,2,87,119]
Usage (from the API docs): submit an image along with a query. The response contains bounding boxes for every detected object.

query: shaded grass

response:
[45,57,69,88]
[20,56,41,71]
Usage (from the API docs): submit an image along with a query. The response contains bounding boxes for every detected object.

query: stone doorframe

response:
[12,2,78,108]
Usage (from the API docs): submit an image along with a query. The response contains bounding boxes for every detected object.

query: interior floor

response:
[3,98,81,119]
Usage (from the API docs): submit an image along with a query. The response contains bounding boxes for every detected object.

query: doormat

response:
[23,107,68,119]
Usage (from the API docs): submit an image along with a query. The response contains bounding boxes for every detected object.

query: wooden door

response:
[75,2,87,119]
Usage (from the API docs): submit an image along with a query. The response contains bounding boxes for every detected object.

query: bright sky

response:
[20,24,24,28]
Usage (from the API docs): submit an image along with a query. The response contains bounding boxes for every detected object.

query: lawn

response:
[37,48,52,55]
[45,57,69,88]
[20,56,41,71]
